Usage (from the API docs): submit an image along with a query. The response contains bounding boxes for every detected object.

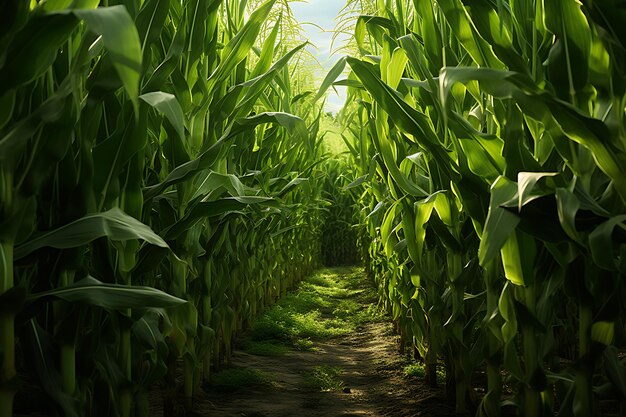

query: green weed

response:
[403,363,426,378]
[403,362,446,381]
[242,341,289,356]
[243,267,384,355]
[292,338,316,351]
[303,365,344,391]
[209,368,272,392]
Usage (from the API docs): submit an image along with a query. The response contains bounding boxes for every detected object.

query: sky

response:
[290,0,350,113]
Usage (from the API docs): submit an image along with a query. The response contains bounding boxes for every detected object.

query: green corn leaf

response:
[502,230,537,287]
[348,57,457,177]
[380,201,399,258]
[435,0,504,69]
[142,139,226,200]
[333,79,363,89]
[0,83,73,164]
[73,6,142,112]
[208,0,276,87]
[14,208,168,260]
[277,178,309,198]
[163,196,275,239]
[185,0,208,67]
[454,123,505,183]
[434,192,454,227]
[92,107,151,208]
[0,14,77,96]
[235,112,308,143]
[135,0,171,55]
[24,321,80,417]
[372,125,428,197]
[413,0,443,69]
[143,26,185,92]
[588,215,626,271]
[132,312,168,351]
[603,347,626,398]
[414,193,440,265]
[250,14,280,78]
[345,175,368,190]
[385,48,408,90]
[140,91,186,141]
[235,42,308,118]
[556,187,582,243]
[400,200,420,265]
[464,2,527,73]
[0,91,15,130]
[192,171,248,199]
[517,172,558,211]
[355,15,395,52]
[544,0,591,98]
[314,57,347,102]
[143,112,306,199]
[498,283,518,343]
[439,66,626,203]
[591,321,614,346]
[478,176,519,268]
[29,276,186,309]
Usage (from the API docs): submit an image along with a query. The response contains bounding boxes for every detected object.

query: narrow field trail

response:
[187,267,455,417]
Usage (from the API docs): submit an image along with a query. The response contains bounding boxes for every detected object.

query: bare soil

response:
[177,321,455,417]
[144,267,458,417]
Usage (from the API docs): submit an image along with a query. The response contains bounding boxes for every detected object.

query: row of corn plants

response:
[319,156,360,266]
[0,0,332,415]
[332,0,626,416]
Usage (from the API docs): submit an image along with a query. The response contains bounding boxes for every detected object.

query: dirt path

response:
[199,323,451,416]
[191,268,455,417]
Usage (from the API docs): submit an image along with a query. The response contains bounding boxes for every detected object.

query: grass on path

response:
[202,266,456,416]
[243,267,384,354]
[208,267,385,392]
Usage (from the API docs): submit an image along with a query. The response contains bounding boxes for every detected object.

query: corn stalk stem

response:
[517,284,541,416]
[485,263,501,417]
[201,293,212,381]
[0,241,15,417]
[454,358,468,415]
[119,243,136,417]
[184,339,195,409]
[486,364,502,415]
[60,345,76,396]
[579,305,592,359]
[424,332,438,388]
[522,324,541,417]
[576,304,593,416]
[120,313,132,417]
[0,315,15,417]
[57,270,76,396]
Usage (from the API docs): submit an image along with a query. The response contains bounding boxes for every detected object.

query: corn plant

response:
[319,157,360,266]
[0,0,329,416]
[338,0,626,416]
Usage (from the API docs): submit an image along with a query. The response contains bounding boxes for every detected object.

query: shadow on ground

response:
[151,267,455,417]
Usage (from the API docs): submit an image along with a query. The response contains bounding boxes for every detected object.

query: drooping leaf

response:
[314,57,346,102]
[478,176,519,268]
[74,6,143,111]
[140,91,185,141]
[15,208,168,259]
[29,276,186,309]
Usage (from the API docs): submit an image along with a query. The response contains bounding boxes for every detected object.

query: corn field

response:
[336,0,626,416]
[1,0,329,415]
[2,0,626,416]
[320,157,360,266]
